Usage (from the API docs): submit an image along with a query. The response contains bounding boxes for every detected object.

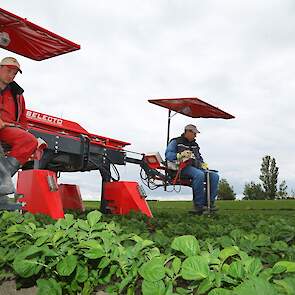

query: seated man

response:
[165,124,219,214]
[0,57,38,210]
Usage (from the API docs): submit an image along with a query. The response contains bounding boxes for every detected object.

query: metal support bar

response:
[164,109,172,191]
[166,109,171,147]
[79,135,90,171]
[125,156,143,165]
[206,171,211,209]
[99,158,111,214]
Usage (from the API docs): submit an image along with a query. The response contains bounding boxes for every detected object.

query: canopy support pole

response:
[166,109,171,147]
[164,109,172,192]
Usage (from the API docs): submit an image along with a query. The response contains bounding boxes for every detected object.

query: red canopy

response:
[148,97,235,119]
[0,8,80,60]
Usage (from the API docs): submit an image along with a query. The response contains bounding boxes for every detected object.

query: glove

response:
[177,150,195,162]
[200,162,209,170]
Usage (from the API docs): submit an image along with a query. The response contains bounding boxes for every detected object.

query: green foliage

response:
[171,235,200,256]
[274,277,295,295]
[259,155,279,199]
[218,178,236,200]
[0,208,295,294]
[37,278,62,295]
[180,256,210,280]
[139,257,166,282]
[277,180,288,199]
[245,155,288,200]
[243,181,265,200]
[233,277,278,295]
[56,255,77,276]
[142,280,166,295]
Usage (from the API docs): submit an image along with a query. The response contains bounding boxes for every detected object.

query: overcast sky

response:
[2,0,295,200]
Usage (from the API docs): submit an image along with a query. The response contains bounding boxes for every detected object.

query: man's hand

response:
[0,119,16,129]
[200,162,209,170]
[177,150,195,162]
[0,118,5,129]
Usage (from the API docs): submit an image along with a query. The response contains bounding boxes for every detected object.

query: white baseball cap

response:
[185,124,200,134]
[0,57,22,74]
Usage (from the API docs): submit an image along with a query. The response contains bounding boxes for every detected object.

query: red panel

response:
[0,8,80,60]
[59,184,85,211]
[26,109,130,149]
[103,181,153,217]
[16,170,64,219]
[144,153,163,169]
[26,109,89,135]
[148,97,235,119]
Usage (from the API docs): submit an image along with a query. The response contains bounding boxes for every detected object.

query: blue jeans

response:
[182,166,219,207]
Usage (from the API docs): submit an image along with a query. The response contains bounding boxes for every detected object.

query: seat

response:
[143,153,193,186]
[166,168,192,186]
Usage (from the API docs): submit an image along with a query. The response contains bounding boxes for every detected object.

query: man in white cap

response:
[0,57,38,210]
[165,124,219,215]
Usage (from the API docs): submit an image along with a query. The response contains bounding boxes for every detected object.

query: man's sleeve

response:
[198,143,204,163]
[18,95,28,129]
[165,139,177,161]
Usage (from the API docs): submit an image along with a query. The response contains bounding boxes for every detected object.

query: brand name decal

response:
[26,111,63,126]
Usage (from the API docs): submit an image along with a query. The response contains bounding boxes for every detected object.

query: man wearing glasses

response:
[165,124,219,215]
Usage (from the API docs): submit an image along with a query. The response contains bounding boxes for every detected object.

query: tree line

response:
[217,155,291,200]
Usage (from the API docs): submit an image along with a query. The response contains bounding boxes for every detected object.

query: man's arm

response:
[196,143,204,163]
[199,153,204,163]
[165,139,177,161]
[18,95,28,129]
[197,145,208,169]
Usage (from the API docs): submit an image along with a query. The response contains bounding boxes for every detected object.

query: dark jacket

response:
[165,135,204,167]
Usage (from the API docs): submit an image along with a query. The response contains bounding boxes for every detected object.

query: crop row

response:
[0,210,294,294]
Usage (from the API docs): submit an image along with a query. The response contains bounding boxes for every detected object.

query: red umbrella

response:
[148,97,235,145]
[148,97,234,119]
[0,8,80,60]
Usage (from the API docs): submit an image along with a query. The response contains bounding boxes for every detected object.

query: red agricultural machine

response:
[0,8,234,219]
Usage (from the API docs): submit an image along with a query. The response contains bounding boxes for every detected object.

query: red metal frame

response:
[1,7,140,218]
[17,170,65,219]
[59,184,85,211]
[103,181,153,217]
[26,109,130,150]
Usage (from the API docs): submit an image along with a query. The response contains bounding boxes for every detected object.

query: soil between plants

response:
[0,281,108,295]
